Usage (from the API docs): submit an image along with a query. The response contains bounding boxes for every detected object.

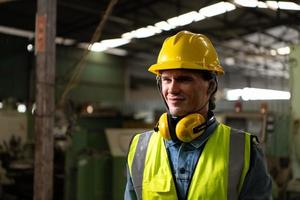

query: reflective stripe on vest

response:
[128,124,251,200]
[128,131,153,200]
[228,128,246,200]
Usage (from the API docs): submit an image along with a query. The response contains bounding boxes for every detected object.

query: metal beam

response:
[34,0,56,199]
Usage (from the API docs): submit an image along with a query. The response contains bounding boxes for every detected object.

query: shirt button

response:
[179,168,185,174]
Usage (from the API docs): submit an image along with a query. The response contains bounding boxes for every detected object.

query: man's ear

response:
[207,80,217,96]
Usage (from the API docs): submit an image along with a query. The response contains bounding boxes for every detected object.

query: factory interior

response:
[0,0,300,199]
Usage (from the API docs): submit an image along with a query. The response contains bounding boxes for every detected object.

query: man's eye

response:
[162,78,171,82]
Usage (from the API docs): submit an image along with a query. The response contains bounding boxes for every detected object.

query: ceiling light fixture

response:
[89,1,236,53]
[277,1,300,10]
[89,42,107,52]
[277,46,290,55]
[234,0,300,10]
[199,2,236,17]
[226,87,291,101]
[167,11,204,27]
[121,1,235,41]
[154,21,174,31]
[123,25,162,39]
[90,38,130,52]
[266,1,300,10]
[101,38,131,48]
[266,1,279,10]
[234,0,259,8]
[257,1,268,8]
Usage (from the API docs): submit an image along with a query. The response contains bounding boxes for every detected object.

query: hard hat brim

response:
[148,61,224,76]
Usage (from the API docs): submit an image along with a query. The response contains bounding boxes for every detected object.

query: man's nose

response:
[169,80,180,93]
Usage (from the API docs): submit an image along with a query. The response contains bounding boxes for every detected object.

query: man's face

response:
[161,69,211,117]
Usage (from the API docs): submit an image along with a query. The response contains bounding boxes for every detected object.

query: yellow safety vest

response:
[127,123,251,200]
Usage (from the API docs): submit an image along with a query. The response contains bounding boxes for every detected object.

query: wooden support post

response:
[34,0,57,199]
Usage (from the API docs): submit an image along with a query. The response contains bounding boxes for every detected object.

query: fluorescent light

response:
[167,11,201,27]
[134,26,161,38]
[145,25,162,35]
[234,0,259,8]
[200,2,236,17]
[154,21,174,31]
[122,32,136,40]
[128,25,162,39]
[235,0,300,10]
[257,1,268,8]
[266,1,279,10]
[90,42,107,52]
[193,13,206,22]
[277,1,300,10]
[17,104,27,113]
[90,38,130,52]
[134,28,154,38]
[226,89,243,101]
[277,46,290,55]
[266,1,300,10]
[226,88,291,101]
[101,38,130,48]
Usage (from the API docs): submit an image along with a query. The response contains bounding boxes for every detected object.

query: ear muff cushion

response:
[176,113,206,142]
[158,113,171,140]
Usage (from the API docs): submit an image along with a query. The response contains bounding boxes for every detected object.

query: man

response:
[125,31,272,200]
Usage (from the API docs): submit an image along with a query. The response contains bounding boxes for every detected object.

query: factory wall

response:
[0,34,32,102]
[0,33,126,108]
[56,46,125,106]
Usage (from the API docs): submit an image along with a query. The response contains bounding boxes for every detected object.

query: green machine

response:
[64,115,129,200]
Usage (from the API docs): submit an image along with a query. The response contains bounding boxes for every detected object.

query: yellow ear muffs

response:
[157,112,206,142]
[157,113,171,140]
[176,113,206,142]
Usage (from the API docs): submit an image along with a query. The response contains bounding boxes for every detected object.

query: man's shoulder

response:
[130,130,155,142]
[220,123,260,145]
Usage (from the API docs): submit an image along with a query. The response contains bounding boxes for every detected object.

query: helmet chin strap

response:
[156,76,169,111]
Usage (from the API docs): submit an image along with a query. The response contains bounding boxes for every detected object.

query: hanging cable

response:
[58,0,119,107]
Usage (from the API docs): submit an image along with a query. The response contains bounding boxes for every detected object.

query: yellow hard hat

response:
[148,31,224,76]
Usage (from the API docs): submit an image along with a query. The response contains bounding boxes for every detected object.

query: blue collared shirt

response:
[124,123,272,200]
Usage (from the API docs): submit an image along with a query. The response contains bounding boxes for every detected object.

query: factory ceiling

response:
[0,0,299,80]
